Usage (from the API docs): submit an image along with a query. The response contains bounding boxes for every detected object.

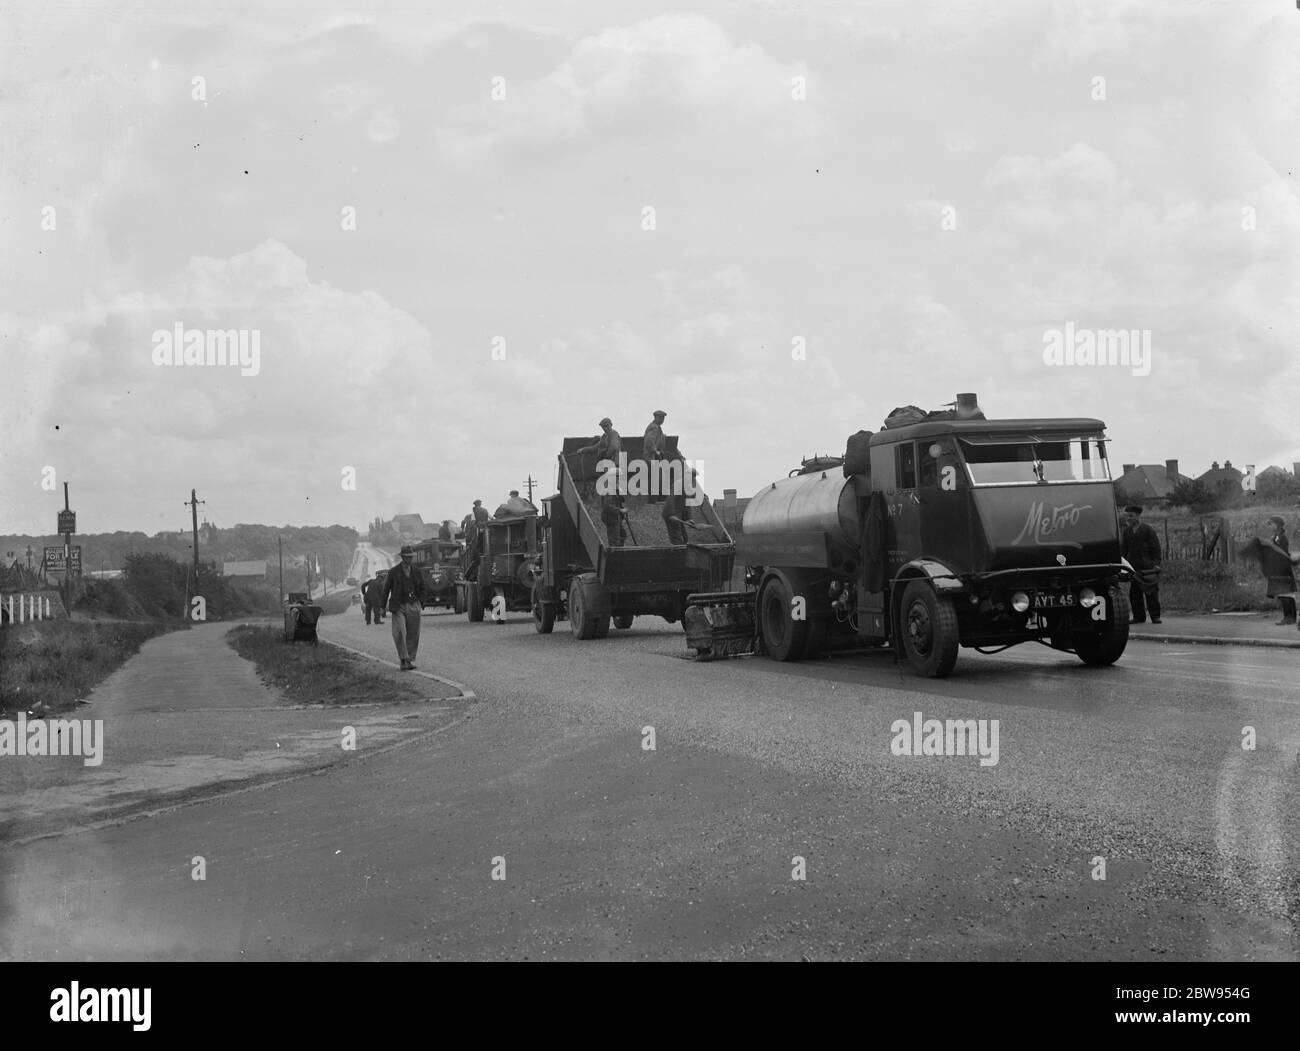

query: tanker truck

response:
[684,395,1131,677]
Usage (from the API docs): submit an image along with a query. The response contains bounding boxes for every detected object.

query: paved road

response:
[2,606,1296,960]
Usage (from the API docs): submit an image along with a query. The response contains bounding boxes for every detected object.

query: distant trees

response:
[1167,479,1219,514]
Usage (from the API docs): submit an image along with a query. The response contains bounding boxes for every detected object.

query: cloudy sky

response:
[2,0,1297,535]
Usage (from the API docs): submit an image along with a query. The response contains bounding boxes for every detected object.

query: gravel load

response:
[577,492,723,548]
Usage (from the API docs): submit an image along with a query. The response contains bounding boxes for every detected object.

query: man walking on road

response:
[1120,505,1162,624]
[366,570,387,624]
[382,547,426,669]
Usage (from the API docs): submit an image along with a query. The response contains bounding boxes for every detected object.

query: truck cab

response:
[868,418,1128,674]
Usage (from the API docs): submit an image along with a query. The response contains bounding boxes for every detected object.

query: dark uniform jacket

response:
[1121,521,1161,571]
[381,562,426,612]
[1264,531,1296,597]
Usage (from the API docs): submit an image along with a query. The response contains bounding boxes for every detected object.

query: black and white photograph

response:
[1,0,1297,1014]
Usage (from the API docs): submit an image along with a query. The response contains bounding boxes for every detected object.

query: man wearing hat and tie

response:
[381,544,427,670]
[1120,505,1162,624]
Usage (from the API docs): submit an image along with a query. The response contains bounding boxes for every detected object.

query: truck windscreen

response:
[959,438,1110,486]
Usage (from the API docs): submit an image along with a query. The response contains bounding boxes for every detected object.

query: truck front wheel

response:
[899,580,959,678]
[1073,586,1130,666]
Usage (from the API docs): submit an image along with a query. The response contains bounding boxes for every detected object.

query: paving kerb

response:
[1129,632,1300,650]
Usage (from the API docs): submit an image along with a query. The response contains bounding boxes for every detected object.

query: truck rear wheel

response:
[899,579,959,678]
[1074,586,1129,666]
[569,574,610,640]
[758,572,810,661]
[467,582,484,622]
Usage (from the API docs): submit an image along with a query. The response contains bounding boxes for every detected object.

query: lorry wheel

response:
[467,582,484,622]
[899,580,959,678]
[1074,586,1130,666]
[532,583,555,634]
[758,572,810,661]
[453,587,465,615]
[613,614,634,630]
[569,574,611,640]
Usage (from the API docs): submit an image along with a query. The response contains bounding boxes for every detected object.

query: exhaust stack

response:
[955,392,984,420]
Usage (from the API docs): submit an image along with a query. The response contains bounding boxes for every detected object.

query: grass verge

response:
[226,624,432,706]
[0,619,177,718]
[1159,559,1275,613]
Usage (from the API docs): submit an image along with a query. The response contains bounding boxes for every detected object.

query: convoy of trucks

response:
[364,393,1132,678]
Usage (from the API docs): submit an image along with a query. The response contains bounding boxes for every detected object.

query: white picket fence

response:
[0,592,59,625]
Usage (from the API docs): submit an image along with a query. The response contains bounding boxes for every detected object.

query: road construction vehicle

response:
[411,538,463,611]
[456,513,541,622]
[531,435,735,638]
[684,394,1131,677]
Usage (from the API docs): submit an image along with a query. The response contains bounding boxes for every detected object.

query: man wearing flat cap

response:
[381,544,427,670]
[577,418,622,497]
[644,410,668,503]
[1120,505,1162,624]
[578,418,622,461]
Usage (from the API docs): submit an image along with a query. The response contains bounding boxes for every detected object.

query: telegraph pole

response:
[185,489,204,575]
[278,535,284,604]
[523,474,538,502]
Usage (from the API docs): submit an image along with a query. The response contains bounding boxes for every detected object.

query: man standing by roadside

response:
[1120,505,1162,624]
[1260,516,1296,625]
[381,546,426,670]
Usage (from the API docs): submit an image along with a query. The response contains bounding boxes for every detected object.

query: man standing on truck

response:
[381,545,427,670]
[644,410,668,503]
[1121,505,1162,624]
[599,469,630,548]
[663,466,709,545]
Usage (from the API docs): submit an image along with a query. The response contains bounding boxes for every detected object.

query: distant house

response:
[391,513,432,540]
[222,561,267,578]
[1197,460,1244,497]
[1114,459,1188,506]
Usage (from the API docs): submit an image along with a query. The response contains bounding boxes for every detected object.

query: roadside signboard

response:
[44,546,82,572]
[57,510,76,534]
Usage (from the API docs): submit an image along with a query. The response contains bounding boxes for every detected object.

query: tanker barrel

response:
[741,472,861,563]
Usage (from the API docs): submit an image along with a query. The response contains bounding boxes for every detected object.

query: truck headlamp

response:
[1078,587,1099,608]
[1011,591,1030,613]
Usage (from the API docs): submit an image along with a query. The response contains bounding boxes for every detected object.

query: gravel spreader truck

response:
[684,395,1132,677]
[531,435,735,638]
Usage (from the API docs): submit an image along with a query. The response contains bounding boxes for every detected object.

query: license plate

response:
[1033,592,1075,608]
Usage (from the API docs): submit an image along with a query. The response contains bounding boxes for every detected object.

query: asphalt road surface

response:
[2,606,1297,960]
